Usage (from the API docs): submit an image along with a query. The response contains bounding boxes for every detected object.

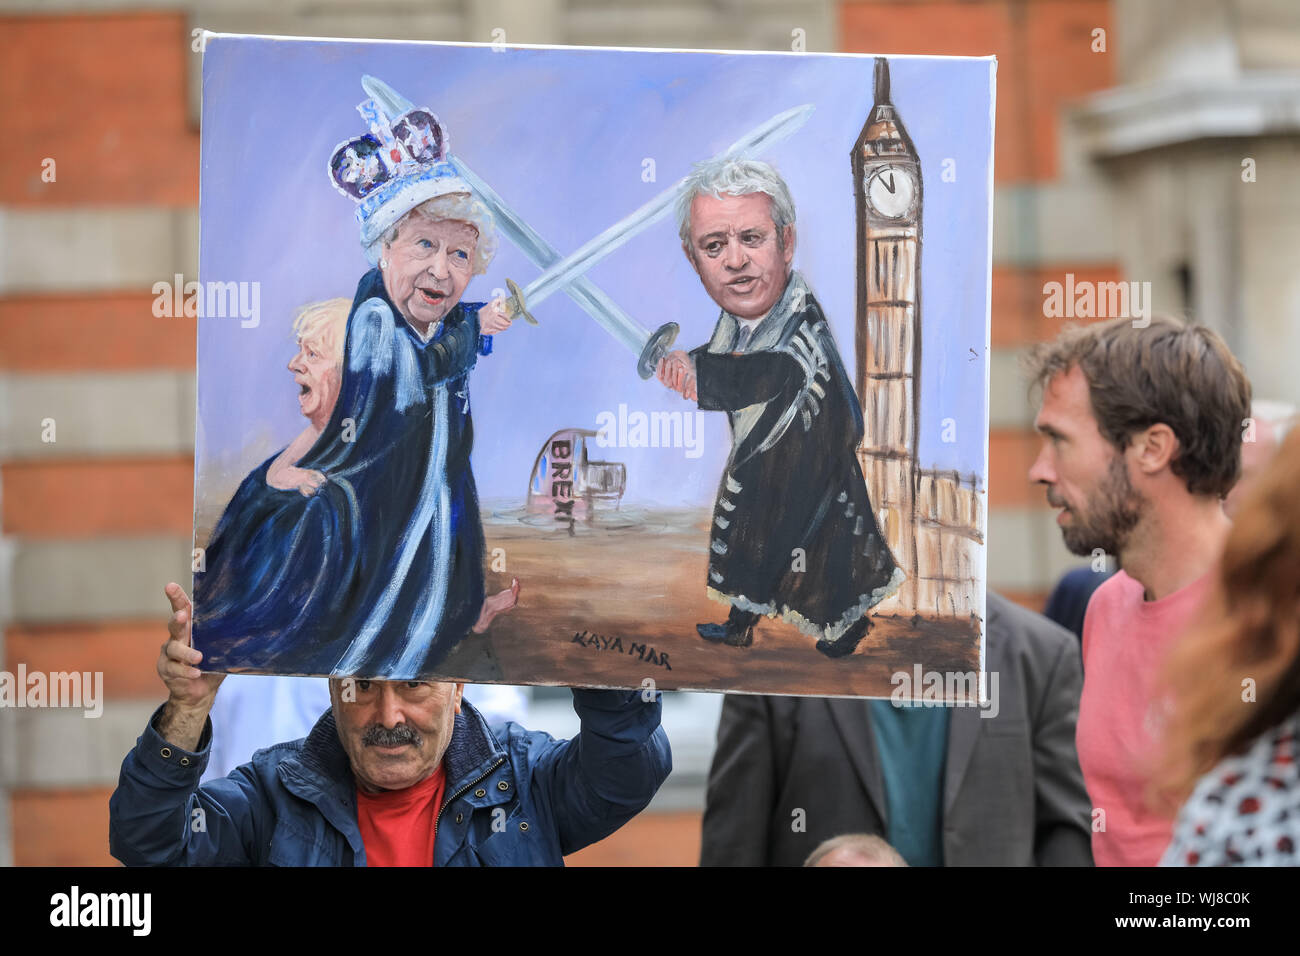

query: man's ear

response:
[682,241,701,277]
[452,682,465,716]
[780,224,795,265]
[1131,423,1179,477]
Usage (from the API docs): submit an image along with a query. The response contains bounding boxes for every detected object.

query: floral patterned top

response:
[1161,711,1300,866]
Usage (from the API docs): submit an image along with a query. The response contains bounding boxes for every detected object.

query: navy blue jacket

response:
[109,688,670,866]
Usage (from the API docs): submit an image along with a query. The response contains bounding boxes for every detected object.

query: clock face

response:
[865,165,917,220]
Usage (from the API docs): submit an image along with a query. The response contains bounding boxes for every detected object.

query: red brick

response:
[0,293,196,371]
[2,458,194,538]
[992,264,1127,347]
[12,787,116,866]
[988,427,1042,508]
[566,811,702,866]
[6,622,167,699]
[0,12,199,205]
[840,0,1114,183]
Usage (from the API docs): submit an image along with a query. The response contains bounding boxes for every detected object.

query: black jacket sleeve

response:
[1030,626,1094,866]
[700,693,781,866]
[424,307,482,385]
[691,347,804,413]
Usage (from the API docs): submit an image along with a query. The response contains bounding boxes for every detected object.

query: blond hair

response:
[291,298,352,364]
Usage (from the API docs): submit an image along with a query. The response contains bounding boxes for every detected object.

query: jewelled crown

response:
[328,75,472,258]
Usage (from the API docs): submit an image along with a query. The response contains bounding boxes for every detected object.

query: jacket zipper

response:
[433,756,507,851]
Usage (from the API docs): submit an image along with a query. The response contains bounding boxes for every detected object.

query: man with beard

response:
[1025,315,1251,865]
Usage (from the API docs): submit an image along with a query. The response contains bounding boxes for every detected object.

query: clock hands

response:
[865,167,913,218]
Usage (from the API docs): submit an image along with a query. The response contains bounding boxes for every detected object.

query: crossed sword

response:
[364,76,813,379]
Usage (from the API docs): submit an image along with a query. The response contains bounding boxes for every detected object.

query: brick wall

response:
[1,0,1118,867]
[842,0,1120,613]
[0,10,202,867]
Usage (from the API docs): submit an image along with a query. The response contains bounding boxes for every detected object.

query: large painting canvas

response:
[192,34,994,700]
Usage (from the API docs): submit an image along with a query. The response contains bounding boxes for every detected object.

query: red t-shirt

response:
[1077,570,1212,866]
[355,764,447,866]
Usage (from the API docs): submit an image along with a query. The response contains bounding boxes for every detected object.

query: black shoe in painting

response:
[815,615,873,659]
[696,618,755,647]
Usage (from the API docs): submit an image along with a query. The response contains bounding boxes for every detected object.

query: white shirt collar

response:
[407,318,438,342]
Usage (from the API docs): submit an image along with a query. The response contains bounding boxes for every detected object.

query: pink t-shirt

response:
[1077,569,1212,867]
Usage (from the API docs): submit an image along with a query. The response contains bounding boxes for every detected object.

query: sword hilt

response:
[503,278,539,326]
[637,322,680,380]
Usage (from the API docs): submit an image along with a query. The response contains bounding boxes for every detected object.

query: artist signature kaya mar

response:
[570,631,672,670]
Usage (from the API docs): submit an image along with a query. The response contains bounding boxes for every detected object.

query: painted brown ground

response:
[430,505,982,699]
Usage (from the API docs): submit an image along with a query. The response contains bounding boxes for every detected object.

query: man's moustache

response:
[362,724,422,748]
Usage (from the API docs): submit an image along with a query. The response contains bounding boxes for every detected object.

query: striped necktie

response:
[735,324,753,352]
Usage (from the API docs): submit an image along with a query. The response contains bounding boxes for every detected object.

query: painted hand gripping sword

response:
[362,76,813,379]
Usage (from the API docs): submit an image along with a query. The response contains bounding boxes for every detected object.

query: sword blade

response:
[520,103,815,309]
[449,155,650,356]
[364,73,652,355]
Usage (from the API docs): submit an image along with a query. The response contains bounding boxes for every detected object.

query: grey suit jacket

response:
[699,591,1093,866]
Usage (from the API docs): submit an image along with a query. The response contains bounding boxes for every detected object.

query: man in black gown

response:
[656,158,903,658]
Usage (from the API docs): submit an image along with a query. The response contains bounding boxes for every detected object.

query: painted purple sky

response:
[197,37,993,511]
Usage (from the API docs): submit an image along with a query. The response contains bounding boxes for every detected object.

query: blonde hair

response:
[292,298,352,364]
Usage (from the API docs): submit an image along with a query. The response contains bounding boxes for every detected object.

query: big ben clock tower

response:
[854,57,922,610]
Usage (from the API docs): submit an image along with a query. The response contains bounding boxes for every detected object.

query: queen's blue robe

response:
[194,268,491,678]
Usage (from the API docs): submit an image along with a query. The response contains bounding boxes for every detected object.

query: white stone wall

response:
[1078,1,1300,407]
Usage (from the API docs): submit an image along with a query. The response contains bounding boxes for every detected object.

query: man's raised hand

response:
[156,583,224,750]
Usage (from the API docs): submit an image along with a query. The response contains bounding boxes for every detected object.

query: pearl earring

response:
[380,258,388,269]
